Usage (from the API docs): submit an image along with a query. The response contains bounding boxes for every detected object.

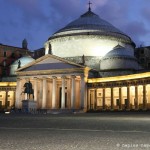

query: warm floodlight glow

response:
[47,36,132,57]
[0,82,17,86]
[88,72,150,83]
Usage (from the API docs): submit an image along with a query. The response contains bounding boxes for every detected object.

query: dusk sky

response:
[0,0,150,50]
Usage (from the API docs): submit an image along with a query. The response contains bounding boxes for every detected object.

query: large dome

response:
[50,10,132,44]
[45,9,135,70]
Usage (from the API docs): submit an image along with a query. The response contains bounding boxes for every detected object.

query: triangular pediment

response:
[16,54,85,73]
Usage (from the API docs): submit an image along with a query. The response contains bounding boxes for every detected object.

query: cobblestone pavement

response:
[0,112,150,150]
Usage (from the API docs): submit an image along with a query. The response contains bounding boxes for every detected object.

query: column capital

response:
[17,78,22,81]
[127,85,131,88]
[61,76,66,79]
[71,75,76,78]
[52,76,57,79]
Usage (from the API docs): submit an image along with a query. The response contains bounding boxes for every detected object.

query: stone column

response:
[67,78,71,109]
[111,87,114,110]
[5,90,8,109]
[80,76,86,109]
[135,85,138,110]
[127,86,130,110]
[71,75,76,109]
[61,76,66,109]
[13,91,16,107]
[15,78,21,109]
[52,76,56,109]
[94,89,97,110]
[103,88,105,110]
[39,79,43,108]
[34,78,38,101]
[119,87,122,110]
[87,89,90,110]
[143,84,147,110]
[42,78,47,109]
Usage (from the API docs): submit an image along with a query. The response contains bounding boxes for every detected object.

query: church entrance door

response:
[59,87,67,109]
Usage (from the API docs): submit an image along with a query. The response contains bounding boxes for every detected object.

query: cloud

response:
[48,0,83,29]
[92,0,109,10]
[125,21,148,35]
[142,8,150,23]
[95,0,130,24]
[123,21,149,46]
[8,0,49,23]
[91,0,150,47]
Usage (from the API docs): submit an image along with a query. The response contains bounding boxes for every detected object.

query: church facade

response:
[15,54,90,112]
[1,7,150,112]
[15,54,150,112]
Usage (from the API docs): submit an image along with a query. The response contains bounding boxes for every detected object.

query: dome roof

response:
[12,55,34,66]
[103,45,135,59]
[10,55,35,75]
[49,10,134,44]
[100,45,141,71]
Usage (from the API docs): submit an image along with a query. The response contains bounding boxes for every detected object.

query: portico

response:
[15,54,90,112]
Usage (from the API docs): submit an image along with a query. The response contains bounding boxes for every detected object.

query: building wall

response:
[33,48,45,59]
[135,46,150,69]
[0,44,28,77]
[47,36,134,58]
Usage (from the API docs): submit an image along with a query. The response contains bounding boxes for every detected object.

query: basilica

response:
[1,6,150,112]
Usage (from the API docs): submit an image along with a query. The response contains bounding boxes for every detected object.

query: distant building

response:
[0,41,28,78]
[135,46,150,69]
[33,47,45,59]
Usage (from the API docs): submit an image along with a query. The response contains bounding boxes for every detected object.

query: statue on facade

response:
[24,81,34,99]
[48,43,52,54]
[82,54,85,65]
[17,60,21,69]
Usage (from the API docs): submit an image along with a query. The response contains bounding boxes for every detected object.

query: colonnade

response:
[0,90,15,109]
[88,84,150,110]
[15,75,85,110]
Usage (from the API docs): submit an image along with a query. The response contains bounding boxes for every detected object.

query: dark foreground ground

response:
[0,112,150,150]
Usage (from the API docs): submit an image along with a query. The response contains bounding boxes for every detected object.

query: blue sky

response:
[0,0,150,50]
